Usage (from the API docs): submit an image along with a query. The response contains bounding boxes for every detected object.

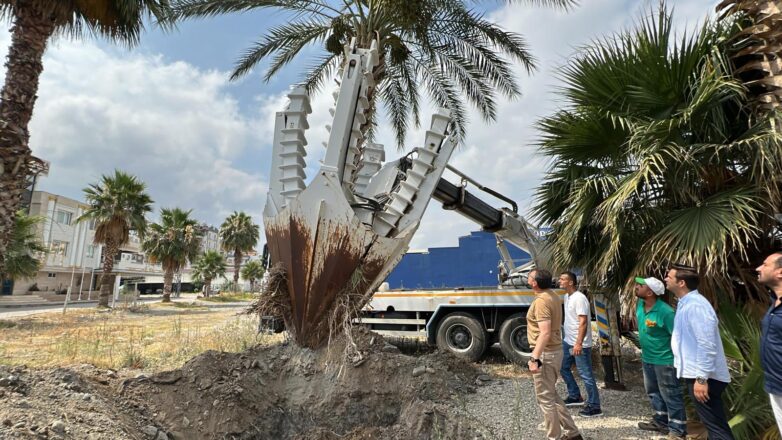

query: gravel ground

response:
[453,343,679,440]
[463,375,661,440]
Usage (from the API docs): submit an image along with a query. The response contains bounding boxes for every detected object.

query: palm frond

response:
[230,19,331,80]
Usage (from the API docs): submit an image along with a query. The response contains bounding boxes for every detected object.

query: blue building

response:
[385,231,531,289]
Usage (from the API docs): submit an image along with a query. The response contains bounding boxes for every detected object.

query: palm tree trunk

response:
[233,249,242,287]
[99,240,118,308]
[162,268,174,303]
[204,278,211,298]
[0,5,55,276]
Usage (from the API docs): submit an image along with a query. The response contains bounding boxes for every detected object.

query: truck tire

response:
[498,313,532,364]
[435,312,487,362]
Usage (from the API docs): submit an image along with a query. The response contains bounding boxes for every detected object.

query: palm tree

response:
[79,170,153,308]
[142,208,202,303]
[1,210,46,283]
[219,211,259,287]
[716,0,782,113]
[170,0,575,147]
[0,0,172,281]
[532,5,782,303]
[240,259,264,292]
[191,249,227,297]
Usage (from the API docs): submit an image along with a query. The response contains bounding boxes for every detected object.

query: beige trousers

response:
[532,349,580,440]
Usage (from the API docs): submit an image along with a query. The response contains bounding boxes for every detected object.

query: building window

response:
[51,240,69,257]
[47,273,56,278]
[88,219,96,230]
[86,245,96,258]
[55,210,72,225]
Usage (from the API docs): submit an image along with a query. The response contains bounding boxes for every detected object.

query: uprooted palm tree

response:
[219,211,259,287]
[240,259,264,292]
[79,170,153,308]
[191,249,227,297]
[0,0,172,282]
[533,5,782,301]
[142,208,203,303]
[1,210,46,283]
[170,0,575,147]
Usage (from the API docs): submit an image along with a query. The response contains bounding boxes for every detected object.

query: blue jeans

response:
[642,362,687,436]
[561,341,601,409]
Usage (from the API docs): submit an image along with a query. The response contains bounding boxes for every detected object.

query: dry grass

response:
[201,292,256,303]
[0,303,280,372]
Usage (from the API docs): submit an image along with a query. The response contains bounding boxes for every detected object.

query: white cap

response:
[635,276,665,296]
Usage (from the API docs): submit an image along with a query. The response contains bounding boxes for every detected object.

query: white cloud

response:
[0,29,271,229]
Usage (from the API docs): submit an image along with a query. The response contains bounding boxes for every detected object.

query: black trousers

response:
[685,378,735,440]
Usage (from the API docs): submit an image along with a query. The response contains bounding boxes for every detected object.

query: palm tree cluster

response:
[170,0,574,146]
[533,6,782,303]
[77,170,261,305]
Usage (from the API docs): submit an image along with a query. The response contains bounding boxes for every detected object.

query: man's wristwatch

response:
[529,357,542,368]
[696,376,708,385]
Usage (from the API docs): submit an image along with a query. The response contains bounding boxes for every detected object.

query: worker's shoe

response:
[578,405,603,417]
[638,419,669,434]
[560,435,584,440]
[563,396,585,407]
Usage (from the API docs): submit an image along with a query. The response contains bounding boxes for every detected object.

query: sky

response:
[1,0,719,250]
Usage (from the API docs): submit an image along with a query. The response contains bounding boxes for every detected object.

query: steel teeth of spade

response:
[263,41,458,348]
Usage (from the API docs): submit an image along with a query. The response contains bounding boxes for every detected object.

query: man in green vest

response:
[635,276,687,440]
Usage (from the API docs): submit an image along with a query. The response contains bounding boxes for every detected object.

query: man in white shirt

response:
[558,271,602,417]
[665,264,734,440]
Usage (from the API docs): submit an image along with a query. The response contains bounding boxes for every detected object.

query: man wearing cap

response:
[665,264,734,440]
[755,252,782,432]
[635,276,687,439]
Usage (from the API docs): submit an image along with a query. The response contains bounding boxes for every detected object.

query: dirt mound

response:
[121,328,488,439]
[0,364,153,439]
[0,329,491,439]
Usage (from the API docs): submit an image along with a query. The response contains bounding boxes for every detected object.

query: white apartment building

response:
[11,191,165,295]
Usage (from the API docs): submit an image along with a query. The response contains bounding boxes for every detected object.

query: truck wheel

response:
[498,313,532,364]
[435,312,487,362]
